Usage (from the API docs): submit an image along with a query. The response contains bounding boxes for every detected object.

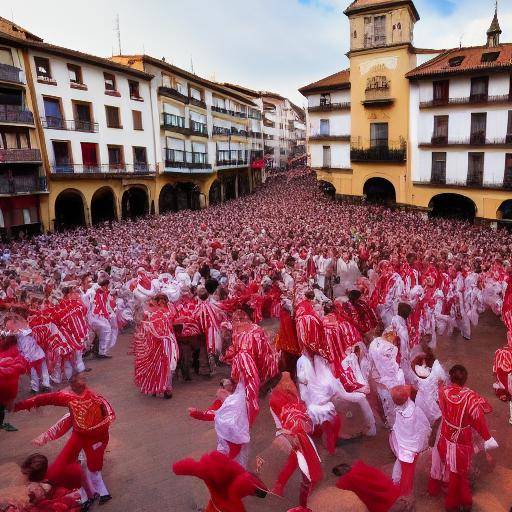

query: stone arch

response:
[209,179,222,206]
[239,172,251,197]
[223,176,237,201]
[122,186,149,220]
[159,184,178,214]
[91,186,117,225]
[497,199,512,221]
[318,180,336,199]
[54,188,86,230]
[363,177,396,204]
[428,193,476,222]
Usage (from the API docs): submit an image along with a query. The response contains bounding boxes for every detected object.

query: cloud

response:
[8,0,511,105]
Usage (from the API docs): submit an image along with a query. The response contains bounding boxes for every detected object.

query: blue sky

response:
[7,0,509,105]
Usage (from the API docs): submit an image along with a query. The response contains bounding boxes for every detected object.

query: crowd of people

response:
[1,169,512,512]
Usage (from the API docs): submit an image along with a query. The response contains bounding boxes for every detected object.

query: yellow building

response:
[301,0,512,224]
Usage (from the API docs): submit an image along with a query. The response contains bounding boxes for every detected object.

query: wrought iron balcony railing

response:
[0,64,24,84]
[0,175,47,194]
[164,149,211,170]
[50,163,155,175]
[0,148,41,163]
[41,117,98,132]
[350,140,406,162]
[0,105,34,125]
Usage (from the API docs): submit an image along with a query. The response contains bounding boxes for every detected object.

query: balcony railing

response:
[420,135,512,147]
[164,149,211,171]
[231,127,248,138]
[213,126,230,136]
[158,86,189,104]
[0,148,41,163]
[414,178,512,190]
[431,163,446,184]
[248,111,262,120]
[308,102,351,112]
[161,113,189,134]
[50,163,155,175]
[0,64,24,84]
[363,87,394,106]
[420,93,512,109]
[216,150,249,166]
[0,105,34,125]
[350,140,406,162]
[310,133,351,141]
[250,131,263,139]
[211,105,247,118]
[0,175,47,194]
[41,117,99,132]
[190,121,208,136]
[189,97,207,109]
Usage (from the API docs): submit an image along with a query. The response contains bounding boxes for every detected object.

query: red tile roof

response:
[344,0,419,21]
[406,44,512,79]
[299,69,351,95]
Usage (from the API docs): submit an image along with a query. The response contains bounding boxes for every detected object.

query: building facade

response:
[301,0,512,224]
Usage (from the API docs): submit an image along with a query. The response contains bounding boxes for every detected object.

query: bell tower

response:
[486,1,502,48]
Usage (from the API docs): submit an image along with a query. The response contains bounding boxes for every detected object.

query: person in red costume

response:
[428,365,498,512]
[269,372,323,509]
[502,271,512,344]
[274,299,302,379]
[341,289,381,338]
[333,460,400,512]
[493,335,512,424]
[295,291,329,360]
[0,334,27,432]
[14,373,115,509]
[172,451,268,512]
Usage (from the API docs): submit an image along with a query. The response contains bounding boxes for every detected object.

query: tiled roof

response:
[406,44,512,79]
[344,0,420,21]
[299,69,351,95]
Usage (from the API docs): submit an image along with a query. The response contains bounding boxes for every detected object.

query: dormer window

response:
[481,51,500,63]
[448,56,465,68]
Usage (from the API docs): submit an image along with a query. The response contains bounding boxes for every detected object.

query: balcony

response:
[350,141,406,162]
[211,105,247,119]
[216,150,249,167]
[189,97,207,109]
[249,131,263,139]
[362,87,394,107]
[413,178,512,191]
[419,94,512,109]
[213,126,230,136]
[50,163,155,175]
[230,127,248,138]
[164,149,212,172]
[0,148,41,163]
[0,64,24,85]
[0,175,47,195]
[263,134,274,141]
[310,133,350,142]
[419,135,512,148]
[248,111,262,120]
[190,120,208,137]
[41,117,98,132]
[308,102,351,113]
[161,113,189,135]
[0,105,34,125]
[158,86,189,104]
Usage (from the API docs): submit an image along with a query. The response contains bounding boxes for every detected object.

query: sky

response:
[6,0,511,106]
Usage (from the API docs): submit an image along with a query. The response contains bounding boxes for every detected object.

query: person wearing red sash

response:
[341,289,381,338]
[492,336,512,424]
[295,291,329,360]
[429,365,497,512]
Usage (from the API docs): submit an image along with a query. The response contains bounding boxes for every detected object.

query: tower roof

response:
[487,4,502,36]
[344,0,420,21]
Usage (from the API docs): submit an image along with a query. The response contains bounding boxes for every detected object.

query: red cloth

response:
[190,399,223,422]
[275,308,301,356]
[92,288,111,319]
[295,300,330,359]
[51,298,89,350]
[173,451,267,512]
[502,275,512,344]
[0,353,27,405]
[341,299,380,335]
[493,345,512,400]
[336,460,400,512]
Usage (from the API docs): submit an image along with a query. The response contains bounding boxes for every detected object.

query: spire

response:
[486,0,502,47]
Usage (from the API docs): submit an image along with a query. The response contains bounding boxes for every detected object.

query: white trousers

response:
[90,317,112,356]
[30,359,50,391]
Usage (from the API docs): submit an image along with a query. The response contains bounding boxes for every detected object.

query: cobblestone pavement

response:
[1,313,511,511]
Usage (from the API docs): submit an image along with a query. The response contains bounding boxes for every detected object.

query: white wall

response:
[310,112,350,136]
[310,142,350,169]
[307,90,350,108]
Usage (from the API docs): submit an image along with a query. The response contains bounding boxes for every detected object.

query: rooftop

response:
[344,0,420,21]
[299,69,351,95]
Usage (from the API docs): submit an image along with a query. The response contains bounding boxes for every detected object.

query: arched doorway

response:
[319,180,335,200]
[224,176,237,201]
[176,183,200,211]
[91,187,116,225]
[122,187,148,220]
[209,180,221,205]
[54,189,86,230]
[159,184,178,213]
[239,173,250,196]
[428,194,476,222]
[363,177,396,204]
[497,200,512,230]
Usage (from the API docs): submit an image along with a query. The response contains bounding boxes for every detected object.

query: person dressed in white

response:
[389,385,431,497]
[89,278,116,358]
[391,303,415,385]
[369,327,405,428]
[313,250,333,294]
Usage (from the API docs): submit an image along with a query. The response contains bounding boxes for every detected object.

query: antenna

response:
[459,33,464,48]
[115,14,122,55]
[190,56,195,74]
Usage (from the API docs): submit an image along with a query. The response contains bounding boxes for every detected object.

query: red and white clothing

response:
[90,287,117,356]
[370,270,405,327]
[295,300,330,360]
[15,327,50,392]
[493,342,512,422]
[196,297,227,355]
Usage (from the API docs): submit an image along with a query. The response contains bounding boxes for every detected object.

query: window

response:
[433,80,449,104]
[320,93,331,106]
[22,208,31,225]
[467,152,484,186]
[128,80,141,100]
[0,129,30,149]
[52,141,72,172]
[132,110,143,130]
[507,111,512,143]
[322,146,331,168]
[431,152,446,184]
[81,142,99,169]
[0,48,13,66]
[481,52,499,63]
[433,115,448,144]
[34,57,52,80]
[133,146,147,171]
[73,102,93,131]
[104,72,116,92]
[189,87,201,101]
[505,154,512,188]
[67,64,83,84]
[364,15,386,48]
[448,56,465,68]
[43,97,63,129]
[470,76,488,102]
[105,106,121,128]
[320,119,330,136]
[470,113,487,144]
[370,122,388,147]
[108,145,124,169]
